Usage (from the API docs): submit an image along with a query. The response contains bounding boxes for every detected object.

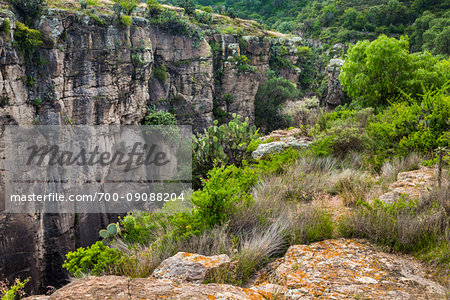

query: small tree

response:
[255,76,299,133]
[177,0,196,16]
[146,0,164,18]
[113,0,138,16]
[9,0,45,25]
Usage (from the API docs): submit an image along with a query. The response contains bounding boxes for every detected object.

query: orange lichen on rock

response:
[252,239,447,299]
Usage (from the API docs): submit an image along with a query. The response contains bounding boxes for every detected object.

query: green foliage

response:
[9,0,45,25]
[144,108,177,126]
[153,63,168,83]
[13,21,43,61]
[255,76,299,133]
[171,164,258,237]
[0,277,29,300]
[1,19,11,37]
[178,0,196,16]
[33,97,42,108]
[366,83,450,165]
[63,241,124,277]
[147,0,164,18]
[229,55,256,74]
[410,11,450,55]
[193,114,259,183]
[80,0,99,9]
[113,0,138,15]
[340,35,449,107]
[121,15,133,26]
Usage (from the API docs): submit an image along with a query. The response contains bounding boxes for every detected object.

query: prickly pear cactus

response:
[193,114,259,182]
[99,223,120,240]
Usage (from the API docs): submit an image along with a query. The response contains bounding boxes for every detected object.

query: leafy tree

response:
[340,34,449,108]
[178,0,196,16]
[255,76,299,133]
[9,0,45,25]
[147,0,164,18]
[340,35,410,107]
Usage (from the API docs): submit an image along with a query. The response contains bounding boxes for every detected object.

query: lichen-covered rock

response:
[325,58,344,107]
[151,252,231,283]
[254,239,447,299]
[23,276,266,300]
[379,167,437,204]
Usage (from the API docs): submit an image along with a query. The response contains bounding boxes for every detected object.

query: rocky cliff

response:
[0,4,317,294]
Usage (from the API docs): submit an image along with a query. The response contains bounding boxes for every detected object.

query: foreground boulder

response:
[151,252,231,283]
[23,276,265,300]
[252,239,447,299]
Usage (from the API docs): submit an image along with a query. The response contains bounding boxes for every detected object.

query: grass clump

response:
[339,175,449,284]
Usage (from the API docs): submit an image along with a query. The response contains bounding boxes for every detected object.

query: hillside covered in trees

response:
[160,0,449,55]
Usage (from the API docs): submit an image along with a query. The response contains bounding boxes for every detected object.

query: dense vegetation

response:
[159,0,449,55]
[1,0,448,297]
[60,29,449,288]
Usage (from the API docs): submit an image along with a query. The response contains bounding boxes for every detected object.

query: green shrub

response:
[146,0,164,18]
[178,0,196,16]
[13,21,43,61]
[1,19,11,37]
[366,83,450,165]
[121,15,133,26]
[340,35,449,107]
[113,0,138,15]
[171,164,258,237]
[9,0,45,25]
[230,55,256,74]
[0,277,29,300]
[153,63,168,83]
[63,241,124,277]
[255,76,300,133]
[144,108,177,126]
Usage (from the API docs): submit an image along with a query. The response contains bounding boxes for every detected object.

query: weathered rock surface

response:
[252,128,312,159]
[253,239,447,299]
[379,167,437,204]
[324,58,344,107]
[25,239,447,299]
[151,252,231,283]
[23,276,266,300]
[0,6,310,293]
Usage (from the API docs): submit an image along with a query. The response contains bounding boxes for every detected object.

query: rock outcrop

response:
[25,239,447,299]
[252,128,312,159]
[23,276,266,300]
[379,167,437,204]
[252,239,447,299]
[324,58,344,108]
[151,252,231,283]
[0,6,312,293]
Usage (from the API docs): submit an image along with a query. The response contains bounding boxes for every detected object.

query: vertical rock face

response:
[324,58,345,108]
[0,8,308,294]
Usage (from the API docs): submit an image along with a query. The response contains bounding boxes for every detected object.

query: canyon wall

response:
[0,8,306,293]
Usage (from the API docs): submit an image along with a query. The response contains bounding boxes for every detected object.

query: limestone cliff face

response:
[0,8,306,293]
